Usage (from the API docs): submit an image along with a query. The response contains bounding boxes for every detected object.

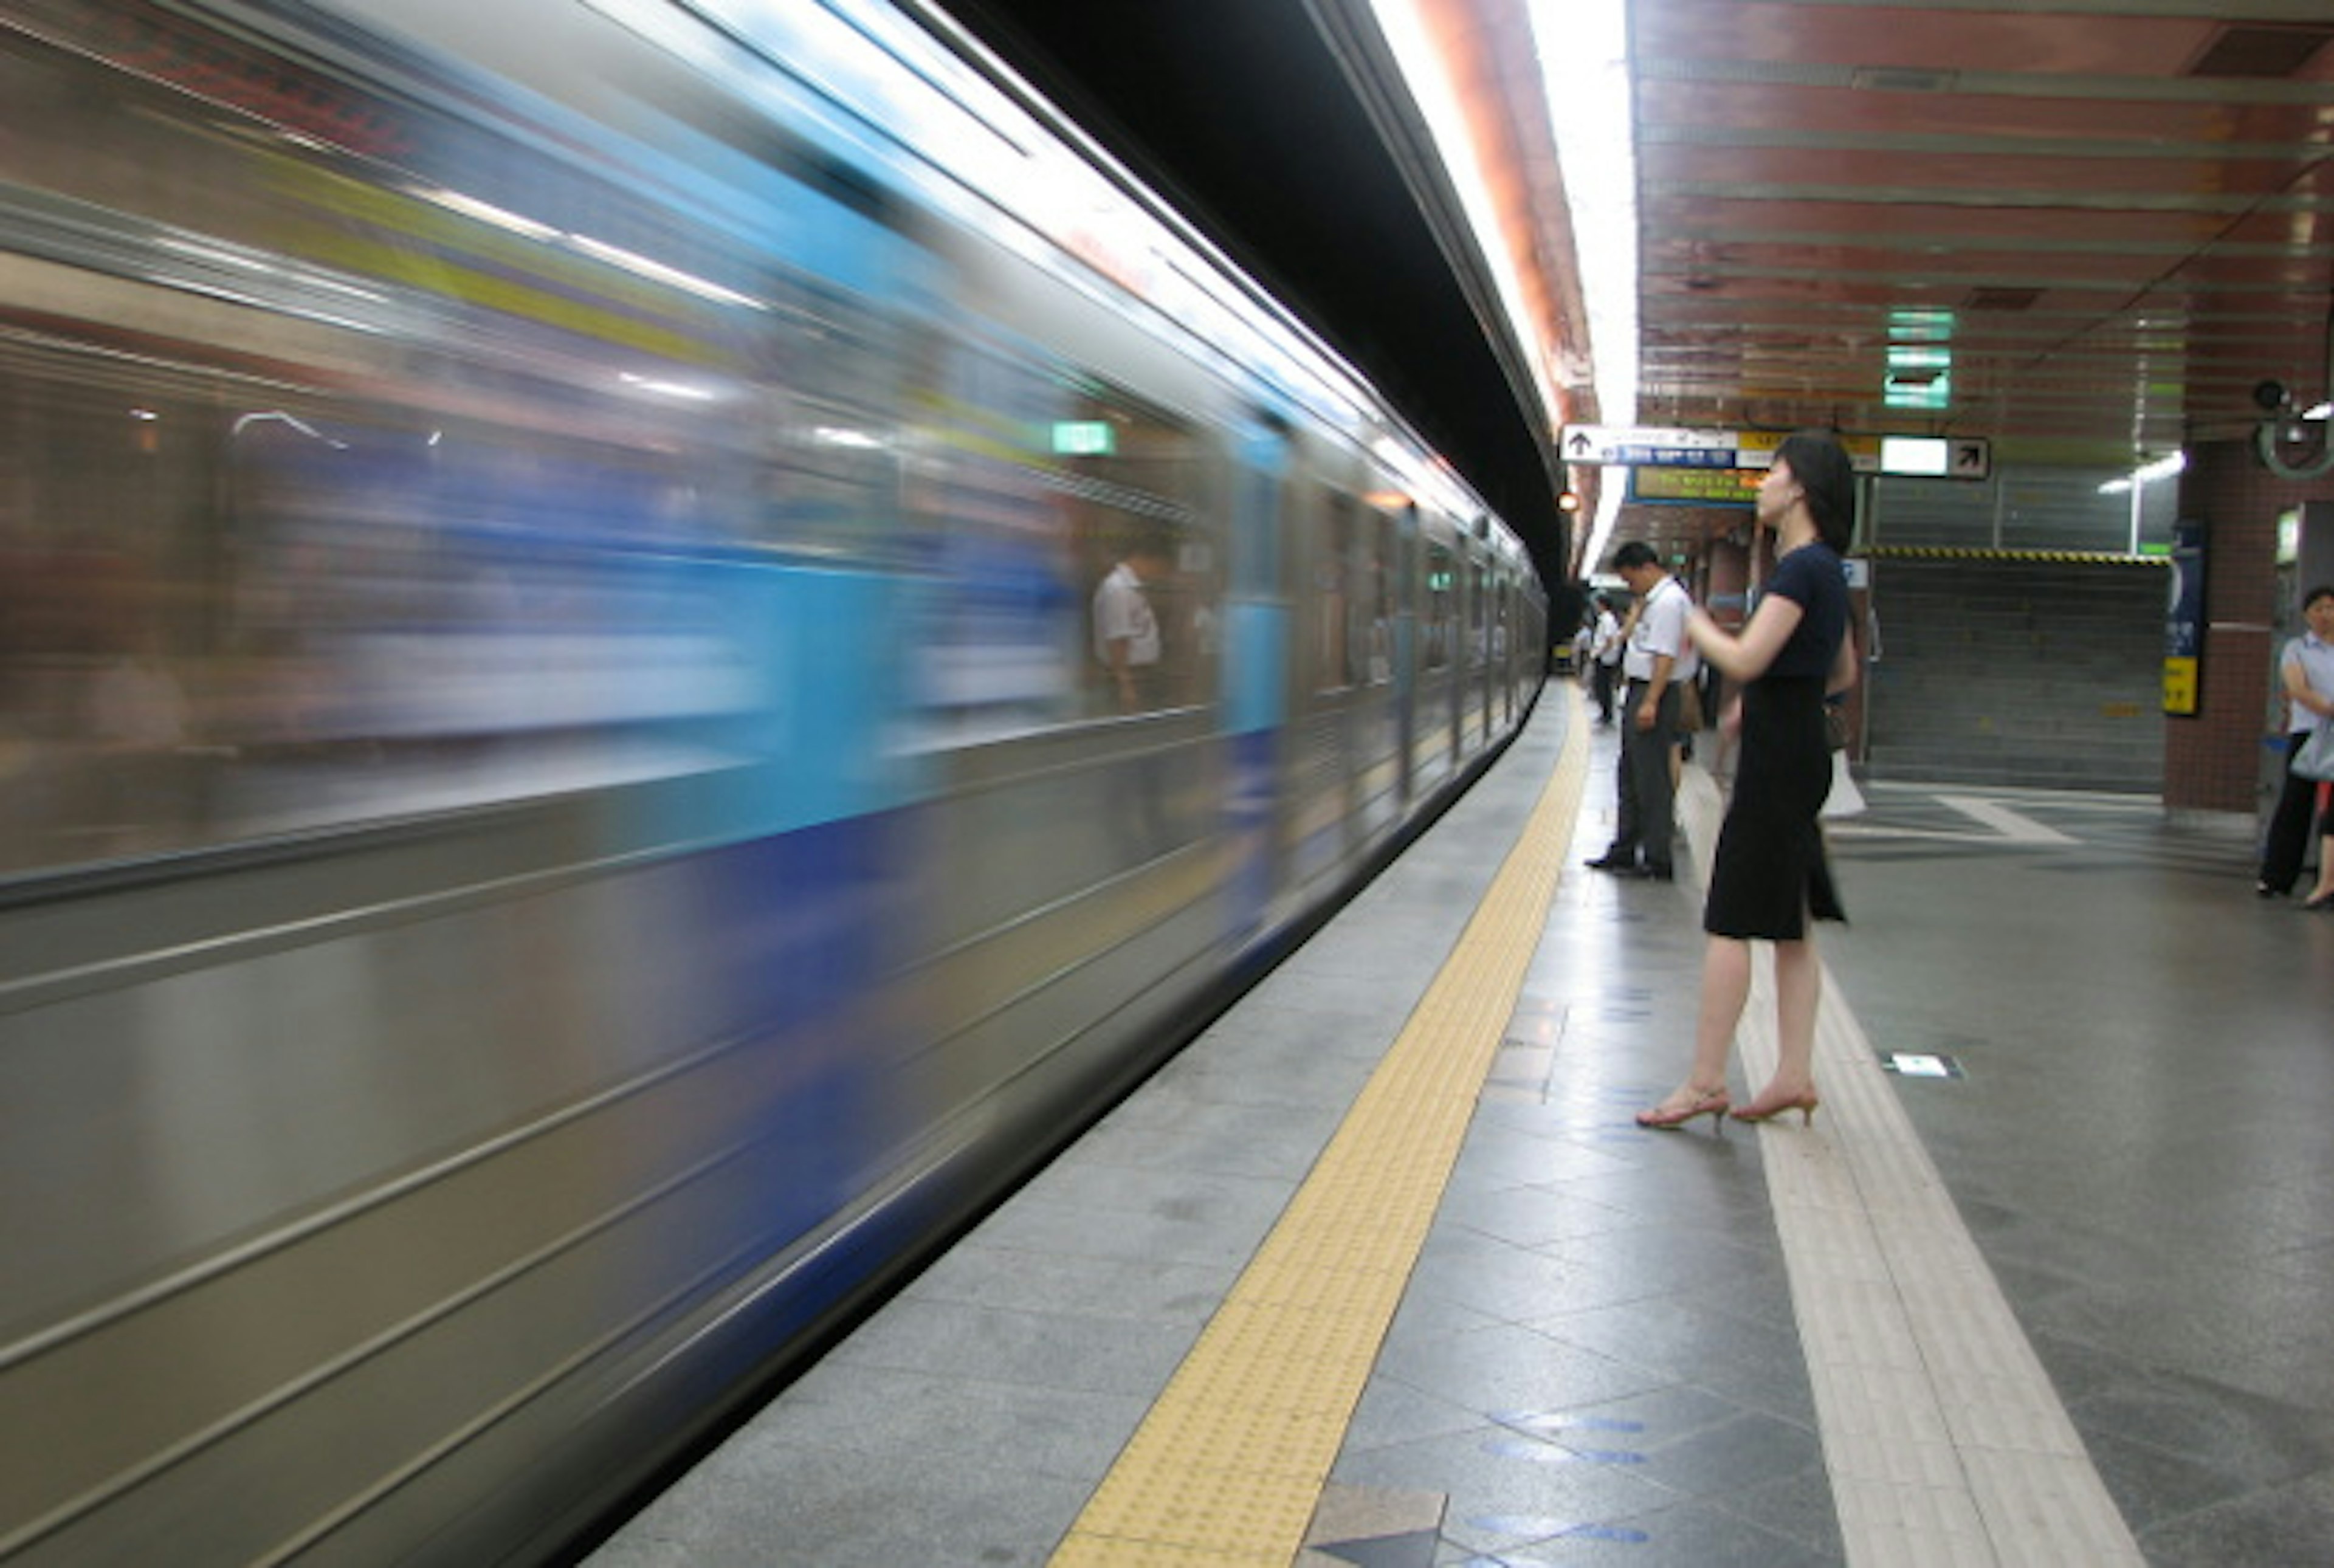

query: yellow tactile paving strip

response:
[1048,716,1591,1567]
[1675,768,2145,1568]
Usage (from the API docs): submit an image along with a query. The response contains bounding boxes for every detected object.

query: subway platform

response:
[586,692,2334,1568]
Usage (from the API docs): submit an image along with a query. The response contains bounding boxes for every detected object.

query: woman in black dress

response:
[1637,431,1859,1130]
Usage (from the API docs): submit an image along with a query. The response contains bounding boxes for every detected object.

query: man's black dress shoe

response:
[1585,853,1637,873]
[1643,862,1675,882]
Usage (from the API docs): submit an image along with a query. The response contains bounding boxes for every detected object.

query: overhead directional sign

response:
[1560,425,1735,467]
[1562,425,1988,480]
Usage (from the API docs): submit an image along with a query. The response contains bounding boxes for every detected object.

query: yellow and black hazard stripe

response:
[1861,545,2168,566]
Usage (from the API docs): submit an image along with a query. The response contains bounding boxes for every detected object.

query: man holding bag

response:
[1588,542,1696,882]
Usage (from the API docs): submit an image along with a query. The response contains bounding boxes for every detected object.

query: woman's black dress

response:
[1703,543,1849,940]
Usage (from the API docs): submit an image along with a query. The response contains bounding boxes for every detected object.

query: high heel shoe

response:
[1636,1087,1730,1131]
[2304,890,2334,912]
[1732,1088,1819,1126]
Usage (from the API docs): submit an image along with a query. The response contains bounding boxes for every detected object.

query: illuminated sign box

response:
[1051,421,1115,456]
[1880,436,1950,476]
[1631,467,1760,506]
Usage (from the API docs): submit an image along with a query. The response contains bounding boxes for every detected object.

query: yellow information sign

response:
[1632,467,1761,505]
[1735,431,1885,472]
[2163,656,2198,717]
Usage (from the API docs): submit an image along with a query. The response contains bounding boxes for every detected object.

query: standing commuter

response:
[2258,583,2334,899]
[1588,593,1622,725]
[1637,432,1858,1130]
[1587,542,1694,881]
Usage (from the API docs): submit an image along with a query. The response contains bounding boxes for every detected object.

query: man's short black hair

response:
[2304,583,2334,612]
[1612,540,1659,570]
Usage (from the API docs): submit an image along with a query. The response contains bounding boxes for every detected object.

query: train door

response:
[1357,499,1402,838]
[1222,410,1292,953]
[1295,486,1358,885]
[1392,503,1417,808]
[1494,574,1513,727]
[1465,548,1484,751]
[1456,540,1484,762]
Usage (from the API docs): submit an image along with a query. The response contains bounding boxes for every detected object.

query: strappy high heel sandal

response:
[1636,1086,1730,1131]
[1732,1088,1820,1126]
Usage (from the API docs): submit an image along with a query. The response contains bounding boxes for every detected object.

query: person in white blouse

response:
[2261,583,2334,906]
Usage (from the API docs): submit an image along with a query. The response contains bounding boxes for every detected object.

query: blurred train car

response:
[0,0,1545,1561]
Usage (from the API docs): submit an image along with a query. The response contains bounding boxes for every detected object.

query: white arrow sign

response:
[1561,425,1735,464]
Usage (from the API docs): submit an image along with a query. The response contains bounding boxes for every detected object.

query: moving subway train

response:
[0,0,1546,1560]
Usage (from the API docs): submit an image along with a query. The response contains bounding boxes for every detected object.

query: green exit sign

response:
[1052,421,1115,456]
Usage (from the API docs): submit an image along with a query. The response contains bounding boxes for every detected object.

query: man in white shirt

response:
[1588,541,1696,881]
[1093,533,1172,715]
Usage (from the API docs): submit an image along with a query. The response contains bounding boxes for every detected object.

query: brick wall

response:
[2166,440,2334,813]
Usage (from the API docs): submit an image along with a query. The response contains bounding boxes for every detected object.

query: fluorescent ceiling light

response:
[1528,0,1635,571]
[1365,0,1563,439]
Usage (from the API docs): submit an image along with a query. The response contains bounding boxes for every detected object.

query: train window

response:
[1315,490,1394,691]
[906,338,1083,738]
[0,334,782,879]
[1315,491,1355,693]
[905,349,1217,738]
[1422,539,1454,672]
[1470,560,1491,669]
[753,284,910,563]
[1064,382,1216,719]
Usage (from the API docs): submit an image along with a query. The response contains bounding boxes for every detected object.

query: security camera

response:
[2253,379,2293,413]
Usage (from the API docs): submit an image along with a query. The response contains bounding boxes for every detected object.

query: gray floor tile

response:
[1708,1462,1847,1560]
[724,1360,1149,1487]
[1339,1425,1680,1547]
[2137,1474,2334,1568]
[822,1294,1199,1398]
[1345,1372,1501,1455]
[911,1239,1236,1327]
[1370,1319,1670,1417]
[1459,1497,1840,1568]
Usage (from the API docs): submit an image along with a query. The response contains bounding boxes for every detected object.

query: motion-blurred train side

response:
[0,0,1544,1560]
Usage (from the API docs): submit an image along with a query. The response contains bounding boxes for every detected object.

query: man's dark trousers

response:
[1611,678,1681,873]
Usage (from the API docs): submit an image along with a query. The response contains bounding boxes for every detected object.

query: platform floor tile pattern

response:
[588,693,2334,1567]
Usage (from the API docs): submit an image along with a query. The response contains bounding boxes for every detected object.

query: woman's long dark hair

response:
[1776,431,1856,554]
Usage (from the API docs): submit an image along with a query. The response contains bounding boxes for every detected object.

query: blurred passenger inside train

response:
[1093,529,1174,716]
[2258,583,2334,901]
[1638,431,1858,1132]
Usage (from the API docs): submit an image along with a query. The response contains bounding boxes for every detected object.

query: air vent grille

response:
[2187,25,2334,79]
[1850,66,1958,94]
